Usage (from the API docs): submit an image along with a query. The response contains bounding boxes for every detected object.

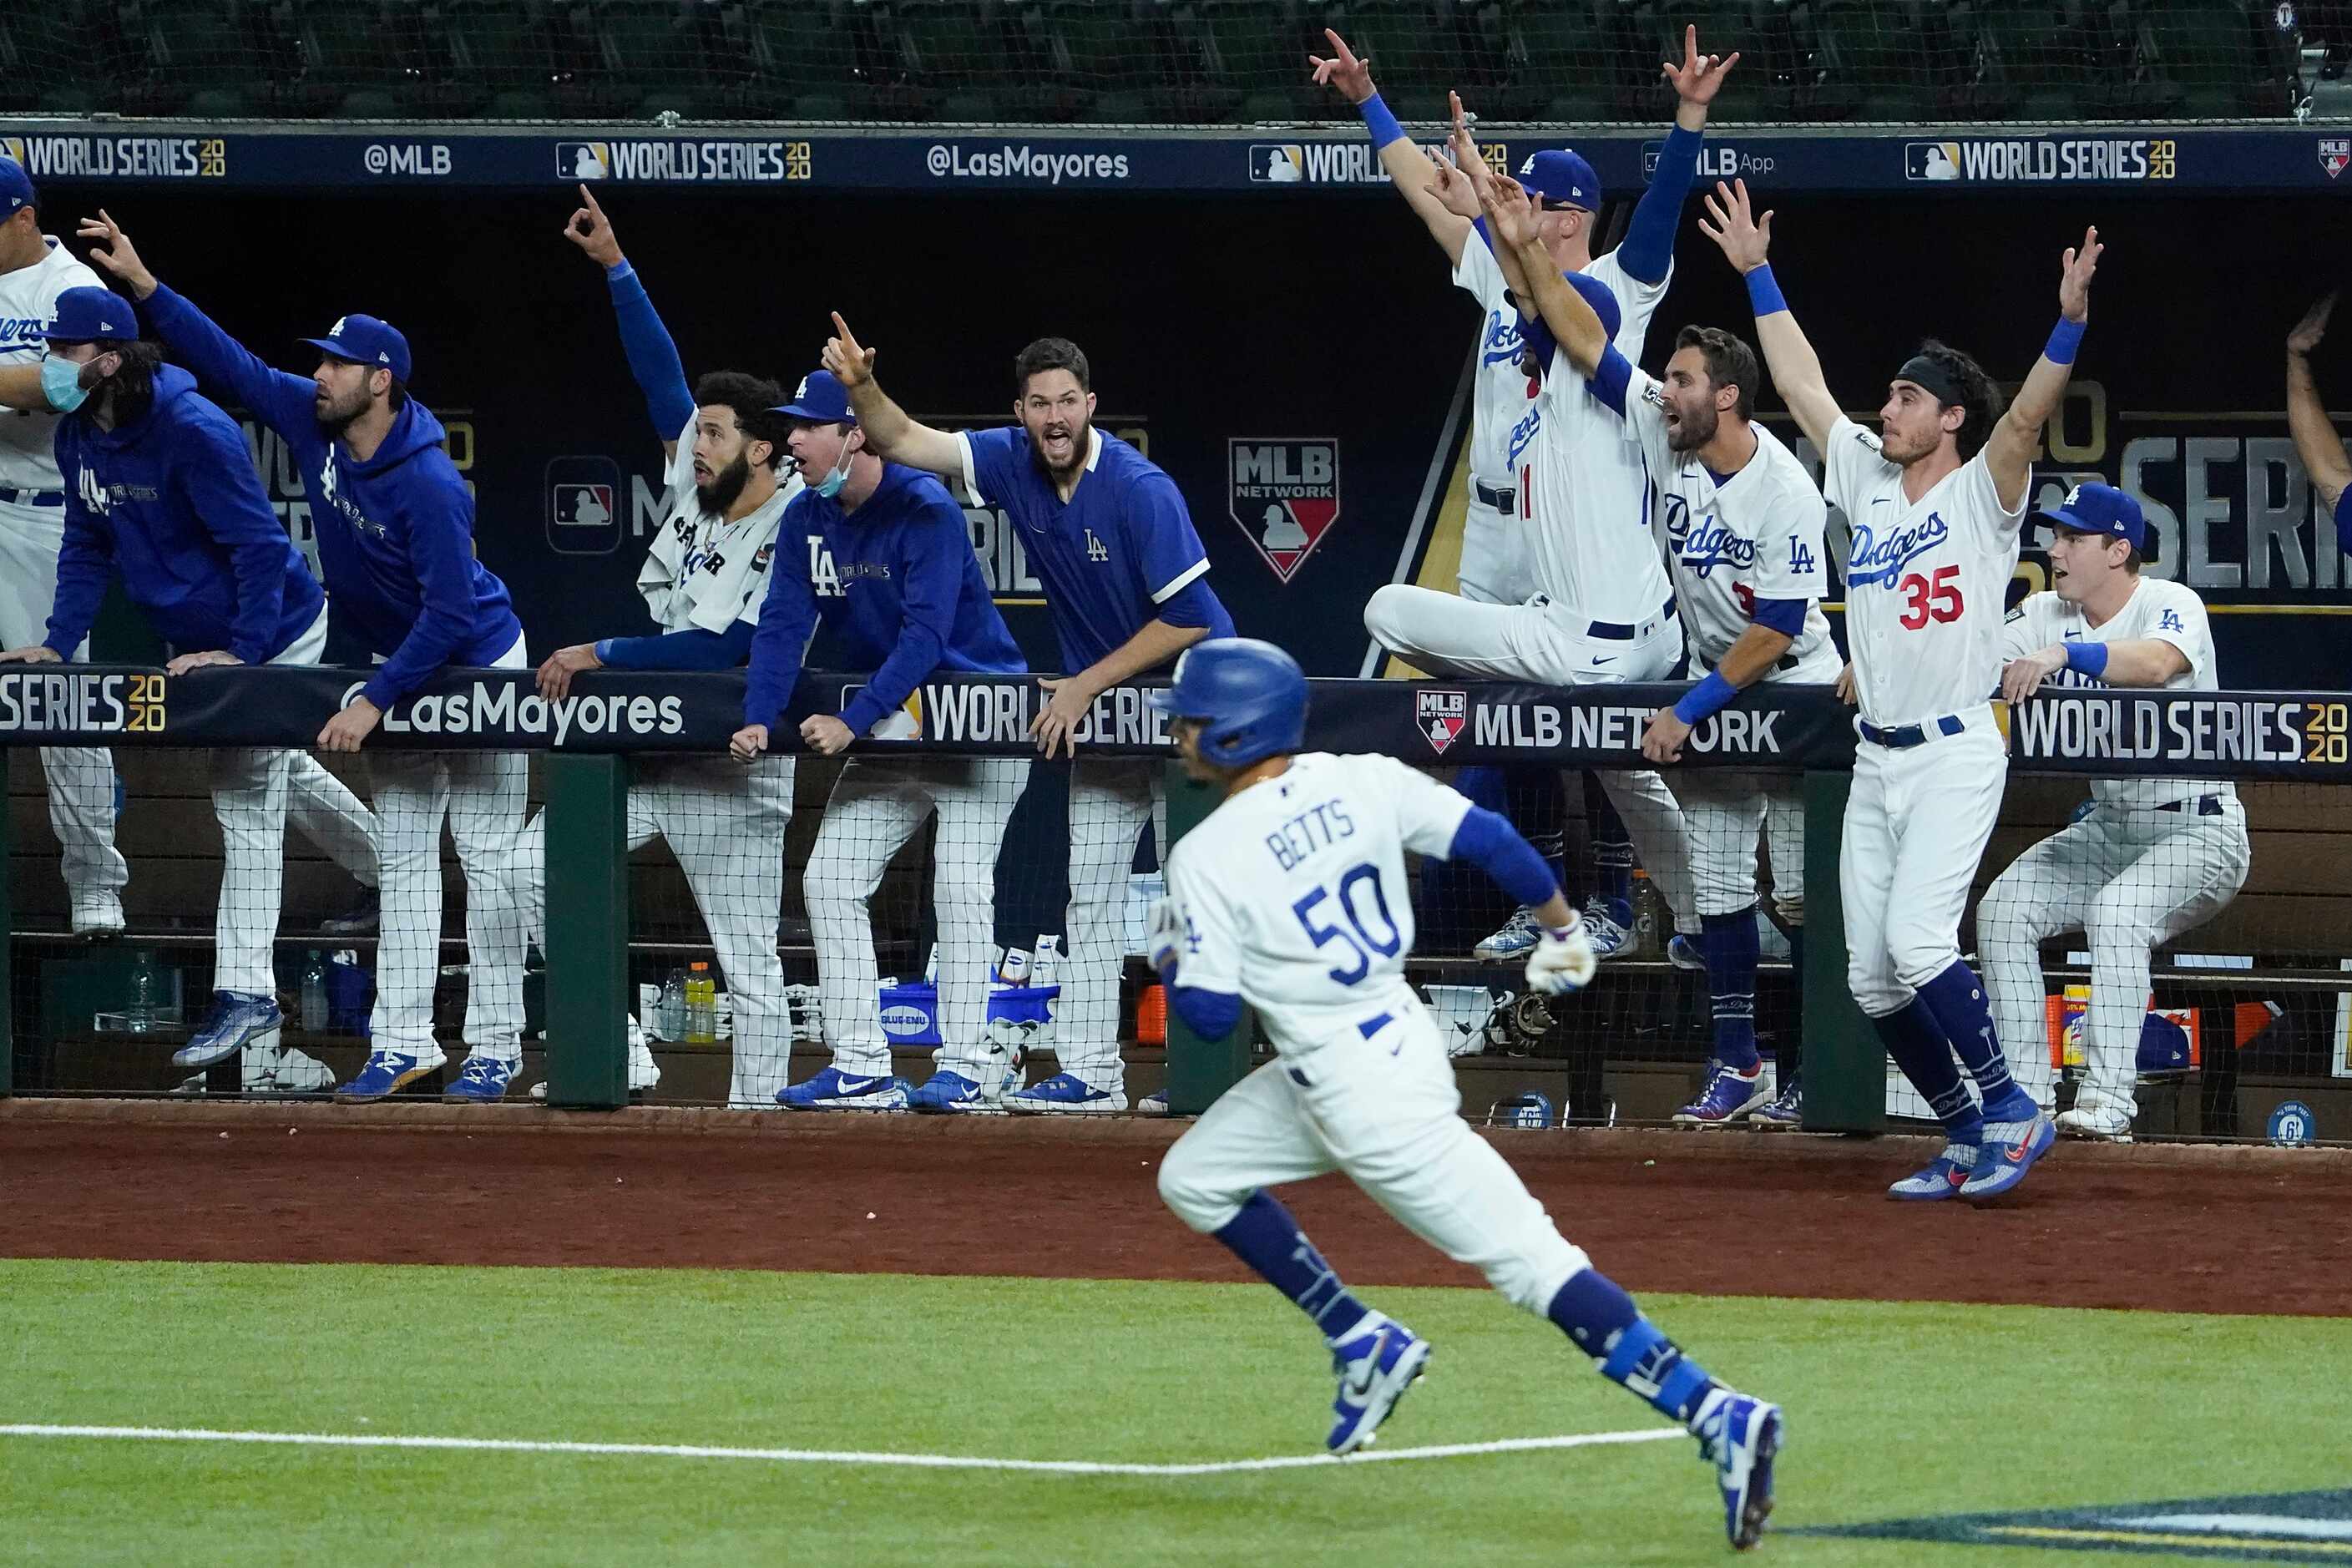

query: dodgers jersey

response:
[956,423,1233,675]
[1527,342,1674,627]
[635,412,802,635]
[1165,751,1472,1058]
[0,238,101,496]
[2003,577,2232,810]
[1821,416,2026,727]
[1618,369,1839,680]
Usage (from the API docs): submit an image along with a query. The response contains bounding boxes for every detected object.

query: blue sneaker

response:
[1750,1072,1803,1130]
[908,1070,995,1114]
[443,1054,518,1104]
[171,991,283,1070]
[1471,908,1542,962]
[1582,896,1636,961]
[1672,1063,1773,1127]
[775,1066,908,1112]
[1694,1389,1783,1550]
[334,1047,448,1103]
[1326,1316,1432,1454]
[1004,1072,1127,1115]
[1959,1114,2056,1201]
[1887,1141,1977,1201]
[1667,933,1706,971]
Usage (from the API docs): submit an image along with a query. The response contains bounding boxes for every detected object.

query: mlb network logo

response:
[559,143,614,180]
[1417,690,1467,756]
[1227,440,1339,583]
[1247,144,1305,184]
[1905,142,1963,181]
[2322,138,2350,180]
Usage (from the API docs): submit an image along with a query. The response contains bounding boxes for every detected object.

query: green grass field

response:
[3,1259,2345,1565]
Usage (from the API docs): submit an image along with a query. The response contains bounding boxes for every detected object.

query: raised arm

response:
[1983,227,2102,513]
[1616,26,1738,286]
[564,185,694,458]
[1308,29,1474,266]
[1486,178,1609,379]
[822,311,965,480]
[2286,292,2352,520]
[1699,179,1841,450]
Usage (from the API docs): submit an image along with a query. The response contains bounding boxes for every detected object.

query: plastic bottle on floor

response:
[684,963,717,1044]
[299,950,330,1031]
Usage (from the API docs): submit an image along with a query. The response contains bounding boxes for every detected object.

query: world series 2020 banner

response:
[2,665,2346,781]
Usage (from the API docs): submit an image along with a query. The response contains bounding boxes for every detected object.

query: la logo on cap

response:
[2063,483,2083,508]
[331,316,348,335]
[796,375,812,397]
[1519,154,1535,175]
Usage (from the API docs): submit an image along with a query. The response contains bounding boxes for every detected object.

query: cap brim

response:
[2030,509,2103,535]
[299,336,361,360]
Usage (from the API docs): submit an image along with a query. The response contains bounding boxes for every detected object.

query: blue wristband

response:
[1745,265,1788,318]
[2045,316,2086,365]
[1672,670,1740,726]
[593,638,615,663]
[2063,640,2109,679]
[1358,92,1407,152]
[605,259,635,282]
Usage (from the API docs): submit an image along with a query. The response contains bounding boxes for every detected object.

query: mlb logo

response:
[559,142,612,180]
[1227,439,1340,583]
[544,456,623,556]
[2321,139,2349,179]
[1247,144,1304,184]
[1417,689,1466,756]
[1904,141,1963,181]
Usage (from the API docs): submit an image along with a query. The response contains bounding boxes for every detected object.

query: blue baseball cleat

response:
[1004,1072,1127,1115]
[443,1054,518,1104]
[908,1070,994,1114]
[1888,1141,1978,1201]
[1326,1316,1432,1454]
[1581,897,1637,961]
[1472,908,1543,962]
[1695,1389,1783,1550]
[1667,933,1707,971]
[1960,1114,2056,1201]
[334,1047,447,1103]
[1750,1071,1803,1130]
[171,991,283,1070]
[1672,1063,1773,1128]
[776,1066,908,1111]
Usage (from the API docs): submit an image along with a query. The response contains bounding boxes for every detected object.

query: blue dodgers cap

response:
[773,368,855,424]
[1516,149,1601,211]
[2032,481,2145,551]
[301,313,412,382]
[0,158,33,216]
[43,286,139,343]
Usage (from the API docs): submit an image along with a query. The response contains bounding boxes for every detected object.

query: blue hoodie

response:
[141,283,521,711]
[744,463,1026,731]
[44,363,321,665]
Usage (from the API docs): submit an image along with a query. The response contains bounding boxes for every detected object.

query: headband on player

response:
[1891,355,1964,407]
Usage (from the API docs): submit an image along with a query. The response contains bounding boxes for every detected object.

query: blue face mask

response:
[811,443,854,499]
[41,353,90,414]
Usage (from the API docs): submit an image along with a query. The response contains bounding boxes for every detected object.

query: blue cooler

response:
[875,982,1061,1047]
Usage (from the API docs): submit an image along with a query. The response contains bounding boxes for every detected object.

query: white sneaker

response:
[70,891,125,939]
[2056,1105,2132,1142]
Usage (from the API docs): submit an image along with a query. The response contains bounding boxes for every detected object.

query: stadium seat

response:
[1133,0,1243,123]
[1508,0,1663,122]
[594,0,726,119]
[1050,0,1153,121]
[0,3,111,114]
[444,0,580,118]
[1205,0,1327,122]
[1338,0,1464,122]
[291,0,421,117]
[116,0,269,116]
[1655,0,1792,120]
[740,0,932,119]
[2139,0,2299,115]
[1972,0,2122,118]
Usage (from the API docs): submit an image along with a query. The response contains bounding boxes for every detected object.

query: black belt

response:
[1474,480,1515,512]
[1702,650,1801,675]
[2155,795,2226,817]
[1587,597,1678,641]
[0,487,64,507]
[1858,714,1965,749]
[1285,1012,1394,1088]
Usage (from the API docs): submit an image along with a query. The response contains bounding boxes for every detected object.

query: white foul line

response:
[0,1422,1682,1477]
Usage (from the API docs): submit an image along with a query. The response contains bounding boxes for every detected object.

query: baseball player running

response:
[2285,291,2352,564]
[820,319,1235,1112]
[1486,179,1832,1129]
[734,368,1029,1113]
[513,190,799,1107]
[0,159,127,933]
[1150,638,1781,1550]
[0,286,364,1092]
[82,212,533,1105]
[1357,56,1732,961]
[1978,483,2248,1141]
[1702,178,2094,1198]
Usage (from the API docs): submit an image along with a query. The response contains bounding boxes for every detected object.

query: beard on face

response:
[1665,396,1719,453]
[314,377,373,433]
[1031,415,1090,478]
[1879,419,1944,466]
[695,449,753,517]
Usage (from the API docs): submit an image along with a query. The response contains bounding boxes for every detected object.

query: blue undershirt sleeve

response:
[1445,807,1562,911]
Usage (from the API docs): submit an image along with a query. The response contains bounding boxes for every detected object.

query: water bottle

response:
[299,950,329,1032]
[655,970,687,1041]
[1631,870,1664,958]
[1032,935,1062,989]
[125,948,160,1034]
[684,963,717,1044]
[999,947,1032,987]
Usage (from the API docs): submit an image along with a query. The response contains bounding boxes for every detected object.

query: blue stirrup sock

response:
[1550,1269,1719,1429]
[1700,908,1763,1072]
[1213,1190,1371,1344]
[1582,773,1635,908]
[1873,999,1985,1142]
[1915,961,2036,1121]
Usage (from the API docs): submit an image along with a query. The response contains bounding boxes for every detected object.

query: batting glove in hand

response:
[1525,921,1596,994]
[1146,897,1185,976]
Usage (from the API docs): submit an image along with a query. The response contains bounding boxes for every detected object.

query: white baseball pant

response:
[1457,493,1535,609]
[1157,1000,1590,1318]
[1978,797,2249,1119]
[1362,584,1698,928]
[1670,771,1806,923]
[516,752,796,1108]
[1059,756,1167,1094]
[0,501,125,906]
[807,755,1024,1086]
[367,633,531,1061]
[209,603,380,994]
[1841,711,2006,1017]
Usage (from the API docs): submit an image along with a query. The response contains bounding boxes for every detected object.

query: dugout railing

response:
[3,667,2347,1139]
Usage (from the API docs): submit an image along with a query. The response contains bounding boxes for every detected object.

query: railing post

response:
[1801,768,1884,1134]
[543,755,629,1110]
[1160,763,1252,1115]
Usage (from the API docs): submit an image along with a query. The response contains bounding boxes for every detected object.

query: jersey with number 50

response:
[1821,415,2026,727]
[1163,751,1473,1058]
